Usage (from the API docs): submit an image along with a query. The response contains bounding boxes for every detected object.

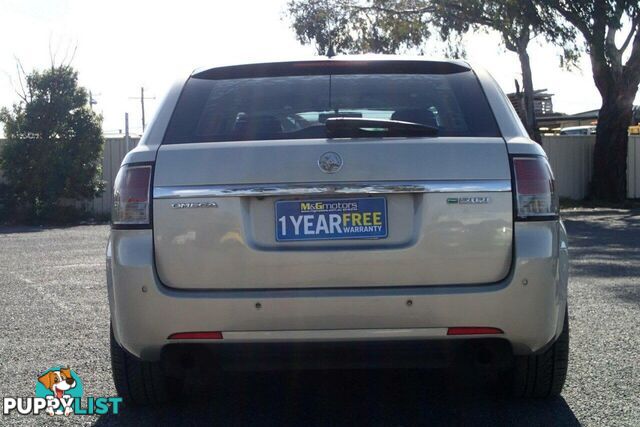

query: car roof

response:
[191,55,472,79]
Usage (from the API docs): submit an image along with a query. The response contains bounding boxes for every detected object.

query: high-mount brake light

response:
[513,157,558,220]
[112,164,152,227]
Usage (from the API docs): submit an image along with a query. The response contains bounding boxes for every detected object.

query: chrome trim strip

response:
[154,180,511,199]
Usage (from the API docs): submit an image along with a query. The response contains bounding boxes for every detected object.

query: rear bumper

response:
[107,221,568,361]
[160,339,514,373]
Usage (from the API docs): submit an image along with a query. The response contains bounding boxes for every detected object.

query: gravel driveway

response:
[0,208,638,426]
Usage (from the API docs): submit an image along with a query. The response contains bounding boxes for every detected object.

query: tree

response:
[285,0,578,142]
[436,1,578,142]
[0,64,104,222]
[540,0,640,201]
[287,0,432,55]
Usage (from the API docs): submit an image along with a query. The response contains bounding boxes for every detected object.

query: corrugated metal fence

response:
[542,136,596,200]
[542,135,640,200]
[629,136,640,199]
[0,135,639,215]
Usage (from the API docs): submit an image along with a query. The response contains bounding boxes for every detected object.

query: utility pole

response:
[89,91,98,110]
[140,87,146,132]
[129,87,155,133]
[124,112,131,152]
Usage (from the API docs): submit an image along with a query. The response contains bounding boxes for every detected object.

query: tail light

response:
[513,157,558,219]
[168,331,223,340]
[112,164,152,227]
[447,327,503,336]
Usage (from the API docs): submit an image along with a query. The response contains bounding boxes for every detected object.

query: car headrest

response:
[391,109,438,128]
[233,115,283,137]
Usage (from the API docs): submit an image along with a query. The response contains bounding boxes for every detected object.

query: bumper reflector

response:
[447,327,503,336]
[168,331,223,340]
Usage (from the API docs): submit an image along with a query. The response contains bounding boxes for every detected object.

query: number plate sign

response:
[276,198,388,242]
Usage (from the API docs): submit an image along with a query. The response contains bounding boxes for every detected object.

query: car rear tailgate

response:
[152,137,513,290]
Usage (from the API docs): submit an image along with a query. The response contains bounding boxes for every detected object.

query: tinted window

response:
[164,71,500,143]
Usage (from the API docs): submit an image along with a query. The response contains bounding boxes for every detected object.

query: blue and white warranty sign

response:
[276,197,388,241]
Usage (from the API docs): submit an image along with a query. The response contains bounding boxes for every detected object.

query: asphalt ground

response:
[0,208,638,426]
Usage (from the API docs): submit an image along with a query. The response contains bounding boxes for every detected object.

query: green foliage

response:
[540,0,640,93]
[441,1,578,64]
[285,1,578,62]
[0,65,105,223]
[287,0,433,55]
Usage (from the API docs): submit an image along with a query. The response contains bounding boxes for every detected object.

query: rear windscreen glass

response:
[163,71,500,143]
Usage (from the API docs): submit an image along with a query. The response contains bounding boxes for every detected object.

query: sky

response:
[0,0,635,137]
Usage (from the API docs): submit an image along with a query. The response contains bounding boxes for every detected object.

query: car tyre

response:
[512,307,569,398]
[110,324,174,406]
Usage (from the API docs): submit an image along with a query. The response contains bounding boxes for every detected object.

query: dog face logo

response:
[38,368,76,399]
[3,365,121,416]
[35,366,83,416]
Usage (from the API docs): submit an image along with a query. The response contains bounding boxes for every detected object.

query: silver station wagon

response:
[106,57,569,404]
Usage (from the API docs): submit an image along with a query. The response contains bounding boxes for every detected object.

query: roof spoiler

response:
[192,60,471,80]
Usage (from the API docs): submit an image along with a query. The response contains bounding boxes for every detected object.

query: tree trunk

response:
[518,49,542,143]
[592,88,634,201]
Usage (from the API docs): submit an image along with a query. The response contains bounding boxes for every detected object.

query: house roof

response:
[537,109,600,124]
